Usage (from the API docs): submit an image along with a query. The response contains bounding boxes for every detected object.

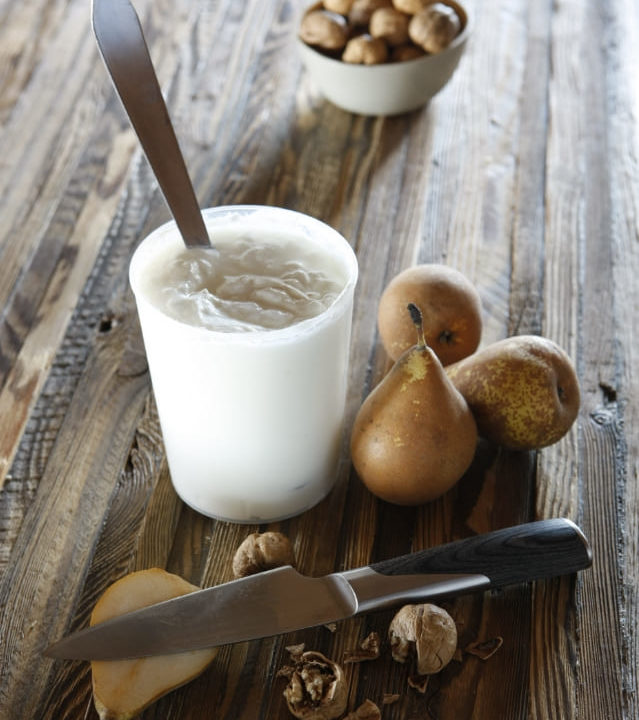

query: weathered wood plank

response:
[0,316,151,719]
[0,1,104,311]
[607,2,639,718]
[0,0,637,717]
[534,1,636,719]
[0,119,138,488]
[0,0,70,125]
[531,0,588,717]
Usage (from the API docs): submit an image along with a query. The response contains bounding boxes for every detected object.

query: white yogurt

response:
[140,238,343,332]
[129,206,358,523]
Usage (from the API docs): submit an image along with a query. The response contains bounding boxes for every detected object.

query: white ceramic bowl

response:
[298,1,469,116]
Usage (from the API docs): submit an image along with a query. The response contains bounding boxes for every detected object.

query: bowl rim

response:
[299,0,470,68]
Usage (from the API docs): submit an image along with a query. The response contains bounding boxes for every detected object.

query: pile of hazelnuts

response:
[299,0,462,65]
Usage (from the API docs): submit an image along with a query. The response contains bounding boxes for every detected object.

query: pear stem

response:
[407,303,427,347]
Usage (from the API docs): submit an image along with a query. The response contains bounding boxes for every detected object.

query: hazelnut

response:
[232,531,295,578]
[300,10,350,51]
[388,603,457,675]
[369,7,410,46]
[408,3,461,54]
[323,0,355,14]
[342,34,389,64]
[348,0,392,28]
[392,0,432,13]
[280,648,347,720]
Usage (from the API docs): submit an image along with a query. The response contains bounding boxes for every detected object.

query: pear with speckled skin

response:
[445,335,580,450]
[351,305,478,505]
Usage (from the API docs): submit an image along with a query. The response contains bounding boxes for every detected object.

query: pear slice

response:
[90,568,218,720]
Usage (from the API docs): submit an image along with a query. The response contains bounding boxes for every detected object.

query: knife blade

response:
[44,518,591,660]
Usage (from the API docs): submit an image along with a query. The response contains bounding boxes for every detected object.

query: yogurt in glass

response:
[129,206,358,523]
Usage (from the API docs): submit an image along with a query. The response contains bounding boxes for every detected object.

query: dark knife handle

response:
[369,518,592,589]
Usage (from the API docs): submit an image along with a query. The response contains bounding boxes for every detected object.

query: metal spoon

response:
[92,0,211,248]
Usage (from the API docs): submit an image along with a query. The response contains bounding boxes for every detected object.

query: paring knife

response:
[45,518,591,661]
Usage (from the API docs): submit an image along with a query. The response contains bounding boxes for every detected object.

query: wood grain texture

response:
[0,0,637,718]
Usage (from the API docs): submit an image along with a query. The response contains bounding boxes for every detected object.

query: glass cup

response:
[129,206,358,523]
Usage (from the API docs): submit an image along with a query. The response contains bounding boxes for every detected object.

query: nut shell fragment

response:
[407,673,430,693]
[344,699,381,719]
[465,636,503,660]
[343,631,381,662]
[382,693,401,705]
[389,603,457,675]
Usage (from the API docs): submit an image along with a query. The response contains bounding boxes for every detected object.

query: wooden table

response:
[1,0,637,718]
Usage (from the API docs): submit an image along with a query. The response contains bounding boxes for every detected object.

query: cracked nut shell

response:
[282,650,347,720]
[389,603,457,675]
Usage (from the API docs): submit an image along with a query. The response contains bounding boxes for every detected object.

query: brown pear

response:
[91,568,218,720]
[377,264,483,365]
[445,335,580,450]
[351,304,478,505]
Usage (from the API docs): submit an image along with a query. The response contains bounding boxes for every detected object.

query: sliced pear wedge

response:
[90,568,218,720]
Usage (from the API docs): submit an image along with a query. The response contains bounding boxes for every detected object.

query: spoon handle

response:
[92,0,210,248]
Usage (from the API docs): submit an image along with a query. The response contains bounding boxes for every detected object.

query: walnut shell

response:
[348,0,392,27]
[392,0,433,13]
[390,43,426,62]
[300,10,350,51]
[408,3,461,54]
[369,7,410,46]
[282,650,347,720]
[232,531,295,578]
[389,603,457,675]
[323,0,355,14]
[342,34,389,64]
